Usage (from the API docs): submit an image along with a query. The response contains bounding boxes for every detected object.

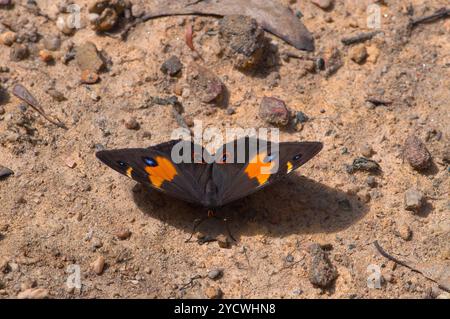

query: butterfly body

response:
[96,137,323,208]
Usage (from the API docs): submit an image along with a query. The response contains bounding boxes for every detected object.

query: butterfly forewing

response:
[96,140,212,205]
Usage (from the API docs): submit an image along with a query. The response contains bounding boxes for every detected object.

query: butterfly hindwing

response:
[96,140,212,205]
[212,137,323,206]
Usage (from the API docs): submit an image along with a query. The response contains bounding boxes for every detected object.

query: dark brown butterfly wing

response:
[212,137,323,206]
[96,140,212,205]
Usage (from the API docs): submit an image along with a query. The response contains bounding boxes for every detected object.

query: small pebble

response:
[91,238,103,249]
[219,15,265,70]
[205,286,223,299]
[43,35,61,51]
[160,55,183,76]
[366,176,377,188]
[308,243,338,288]
[226,107,235,115]
[65,157,77,168]
[360,143,373,157]
[46,88,66,102]
[295,111,309,123]
[56,16,76,35]
[207,268,223,280]
[315,57,325,70]
[39,49,54,63]
[404,188,424,213]
[285,254,294,263]
[81,69,99,84]
[188,63,225,104]
[0,31,17,46]
[91,256,105,275]
[259,97,291,126]
[404,135,431,171]
[349,45,368,64]
[395,222,412,241]
[131,4,144,17]
[125,117,140,130]
[10,43,29,61]
[75,42,104,72]
[115,228,131,240]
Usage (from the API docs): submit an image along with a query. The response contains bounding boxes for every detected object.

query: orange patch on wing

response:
[245,152,275,185]
[287,161,293,173]
[126,167,133,178]
[144,156,177,188]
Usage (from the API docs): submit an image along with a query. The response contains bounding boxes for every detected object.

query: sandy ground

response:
[0,0,449,299]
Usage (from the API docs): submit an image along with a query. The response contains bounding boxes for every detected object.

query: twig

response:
[341,31,382,45]
[374,240,450,292]
[410,7,450,28]
[186,0,207,7]
[373,241,414,271]
[12,84,67,129]
[366,97,393,106]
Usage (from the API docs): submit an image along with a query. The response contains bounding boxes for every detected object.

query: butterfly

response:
[96,137,323,208]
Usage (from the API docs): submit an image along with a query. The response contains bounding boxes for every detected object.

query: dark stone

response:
[308,243,338,288]
[0,165,14,179]
[219,15,266,70]
[10,44,29,61]
[160,55,183,76]
[259,97,290,126]
[404,135,431,171]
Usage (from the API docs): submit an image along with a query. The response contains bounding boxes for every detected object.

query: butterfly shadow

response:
[132,174,369,243]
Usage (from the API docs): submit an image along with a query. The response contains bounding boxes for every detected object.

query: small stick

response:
[410,7,450,28]
[374,240,450,292]
[366,97,393,106]
[341,31,382,45]
[373,240,414,271]
[12,84,67,129]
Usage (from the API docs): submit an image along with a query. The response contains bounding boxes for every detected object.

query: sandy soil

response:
[0,0,449,299]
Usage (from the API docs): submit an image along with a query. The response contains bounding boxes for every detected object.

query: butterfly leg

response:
[184,209,215,243]
[211,210,237,242]
[223,217,237,242]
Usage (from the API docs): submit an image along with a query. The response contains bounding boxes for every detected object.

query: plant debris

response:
[12,84,67,129]
[123,0,314,51]
[341,31,382,46]
[409,7,450,29]
[346,157,381,174]
[374,241,450,293]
